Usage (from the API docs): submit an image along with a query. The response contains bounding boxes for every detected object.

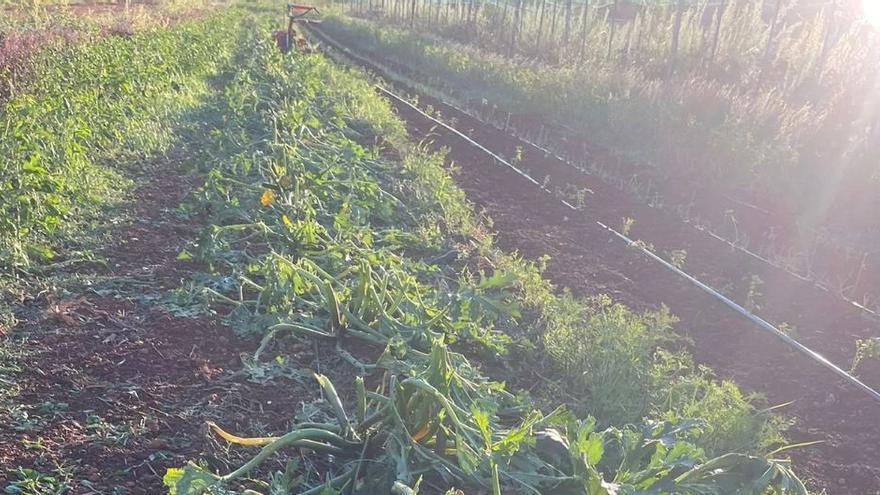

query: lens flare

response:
[864,0,880,27]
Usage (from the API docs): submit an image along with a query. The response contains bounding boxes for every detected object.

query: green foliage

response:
[4,467,68,495]
[545,295,677,425]
[0,10,246,268]
[655,351,791,457]
[850,337,880,374]
[161,18,805,493]
[0,3,807,492]
[164,467,221,495]
[483,230,786,459]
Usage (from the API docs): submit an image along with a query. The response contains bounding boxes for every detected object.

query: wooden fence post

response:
[622,6,637,61]
[634,3,647,55]
[509,0,518,56]
[537,0,547,51]
[764,0,785,63]
[410,0,417,27]
[563,0,572,46]
[707,0,728,67]
[579,0,590,62]
[669,0,684,74]
[606,0,617,61]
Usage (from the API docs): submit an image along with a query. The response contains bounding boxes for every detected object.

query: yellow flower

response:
[260,189,275,207]
[281,214,293,228]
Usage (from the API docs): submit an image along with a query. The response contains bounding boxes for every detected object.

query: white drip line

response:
[312,23,880,324]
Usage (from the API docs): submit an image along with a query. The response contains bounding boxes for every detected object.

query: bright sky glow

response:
[864,0,880,27]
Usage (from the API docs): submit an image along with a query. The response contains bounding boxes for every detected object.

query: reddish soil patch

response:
[363,68,880,493]
[0,152,317,494]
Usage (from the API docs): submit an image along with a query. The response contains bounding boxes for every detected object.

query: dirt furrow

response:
[0,149,313,494]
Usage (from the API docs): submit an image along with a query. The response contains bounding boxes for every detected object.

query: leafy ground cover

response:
[159,17,806,494]
[0,3,817,494]
[0,2,237,271]
[0,6,303,493]
[0,2,246,350]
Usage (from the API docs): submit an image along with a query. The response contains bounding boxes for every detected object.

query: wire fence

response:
[334,0,865,79]
[322,0,880,319]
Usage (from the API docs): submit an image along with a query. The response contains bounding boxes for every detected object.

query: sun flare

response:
[864,0,880,27]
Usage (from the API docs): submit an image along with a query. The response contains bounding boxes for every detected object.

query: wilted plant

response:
[163,27,808,494]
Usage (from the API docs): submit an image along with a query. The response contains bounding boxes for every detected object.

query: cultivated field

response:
[0,1,878,494]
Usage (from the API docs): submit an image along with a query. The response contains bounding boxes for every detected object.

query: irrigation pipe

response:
[307,27,880,404]
[594,221,880,405]
[437,86,880,322]
[309,24,880,323]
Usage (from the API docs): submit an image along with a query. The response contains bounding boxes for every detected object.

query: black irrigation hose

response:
[309,23,880,325]
[305,26,880,404]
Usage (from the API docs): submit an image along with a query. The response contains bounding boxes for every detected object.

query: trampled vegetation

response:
[159,14,805,495]
[1,1,865,494]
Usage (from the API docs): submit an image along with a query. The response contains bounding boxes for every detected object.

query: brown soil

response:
[307,27,880,494]
[414,103,880,494]
[411,100,880,495]
[0,152,318,494]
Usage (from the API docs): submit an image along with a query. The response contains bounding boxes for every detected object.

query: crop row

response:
[164,16,807,494]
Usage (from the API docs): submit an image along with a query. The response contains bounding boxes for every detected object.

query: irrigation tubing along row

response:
[310,21,880,324]
[306,25,880,405]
